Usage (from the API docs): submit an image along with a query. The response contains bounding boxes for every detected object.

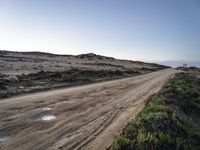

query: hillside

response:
[0,50,168,76]
[0,50,169,99]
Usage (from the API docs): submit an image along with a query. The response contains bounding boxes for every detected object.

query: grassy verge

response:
[111,73,200,150]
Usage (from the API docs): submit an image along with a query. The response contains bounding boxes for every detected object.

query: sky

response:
[0,0,200,63]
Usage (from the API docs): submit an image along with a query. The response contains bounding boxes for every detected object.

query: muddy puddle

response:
[41,115,56,121]
[63,101,74,104]
[0,131,9,142]
[42,107,52,111]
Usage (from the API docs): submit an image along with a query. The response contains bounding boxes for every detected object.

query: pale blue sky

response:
[0,0,200,62]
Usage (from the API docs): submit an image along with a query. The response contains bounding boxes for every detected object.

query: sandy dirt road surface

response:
[0,69,179,150]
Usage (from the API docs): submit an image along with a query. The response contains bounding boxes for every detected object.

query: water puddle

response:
[42,107,51,111]
[41,115,56,121]
[63,101,74,104]
[0,131,9,142]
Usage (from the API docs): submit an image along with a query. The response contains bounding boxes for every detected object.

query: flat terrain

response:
[0,69,178,150]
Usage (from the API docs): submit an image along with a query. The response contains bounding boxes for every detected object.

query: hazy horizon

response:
[0,0,200,63]
[1,49,199,67]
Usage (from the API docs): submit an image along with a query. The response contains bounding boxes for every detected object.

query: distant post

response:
[183,64,187,68]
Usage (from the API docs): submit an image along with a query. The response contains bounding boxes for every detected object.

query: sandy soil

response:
[0,69,178,150]
[0,50,168,77]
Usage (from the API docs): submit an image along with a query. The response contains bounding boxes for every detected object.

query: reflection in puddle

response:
[0,131,9,142]
[63,101,74,104]
[41,115,56,121]
[42,107,51,111]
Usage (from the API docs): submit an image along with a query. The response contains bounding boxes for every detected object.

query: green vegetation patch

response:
[111,73,200,150]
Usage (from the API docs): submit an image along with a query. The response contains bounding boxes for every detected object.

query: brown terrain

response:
[0,50,169,99]
[0,68,179,150]
[0,50,174,150]
[0,50,167,76]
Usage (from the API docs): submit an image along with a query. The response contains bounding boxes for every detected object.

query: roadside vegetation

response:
[0,69,141,99]
[111,72,200,150]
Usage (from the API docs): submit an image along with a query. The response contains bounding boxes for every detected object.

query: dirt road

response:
[0,69,178,150]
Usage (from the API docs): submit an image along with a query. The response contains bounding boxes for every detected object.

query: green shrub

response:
[111,73,200,150]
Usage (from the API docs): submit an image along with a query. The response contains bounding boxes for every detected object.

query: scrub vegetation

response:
[0,69,141,99]
[111,73,200,150]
